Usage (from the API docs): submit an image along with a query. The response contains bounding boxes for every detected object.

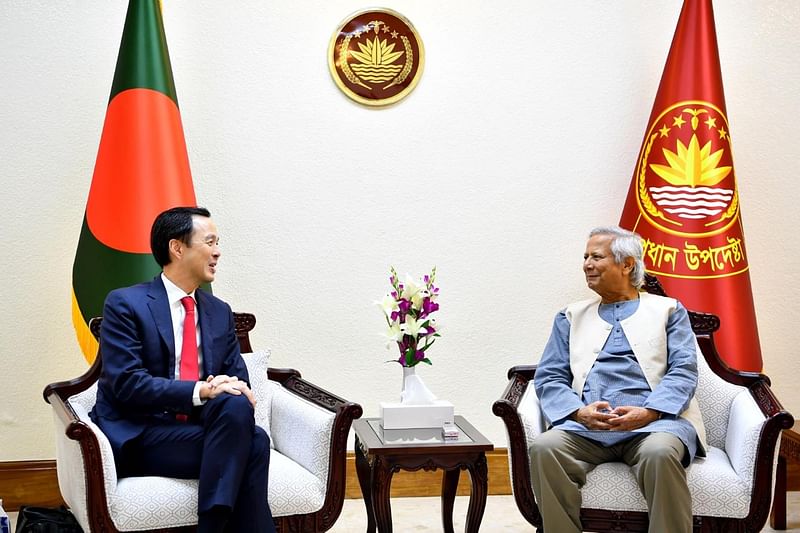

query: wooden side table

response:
[771,423,800,529]
[353,415,494,533]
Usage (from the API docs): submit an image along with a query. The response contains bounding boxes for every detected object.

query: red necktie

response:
[180,296,199,382]
[177,297,198,422]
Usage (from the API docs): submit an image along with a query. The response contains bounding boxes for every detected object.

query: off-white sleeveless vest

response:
[565,292,707,450]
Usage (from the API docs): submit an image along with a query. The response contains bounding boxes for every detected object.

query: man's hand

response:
[572,401,619,430]
[199,375,257,407]
[606,406,660,431]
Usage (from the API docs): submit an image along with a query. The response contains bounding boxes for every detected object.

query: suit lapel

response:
[147,276,176,375]
[196,289,214,377]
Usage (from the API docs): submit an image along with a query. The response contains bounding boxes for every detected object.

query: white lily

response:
[375,294,399,317]
[400,274,421,300]
[401,274,429,310]
[400,316,428,338]
[381,323,404,349]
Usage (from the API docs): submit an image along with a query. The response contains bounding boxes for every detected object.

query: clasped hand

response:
[200,374,256,407]
[573,401,658,431]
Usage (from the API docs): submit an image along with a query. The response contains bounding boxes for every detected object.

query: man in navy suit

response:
[91,206,275,533]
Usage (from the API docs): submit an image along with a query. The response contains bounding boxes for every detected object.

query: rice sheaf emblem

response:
[328,8,424,106]
[636,101,739,238]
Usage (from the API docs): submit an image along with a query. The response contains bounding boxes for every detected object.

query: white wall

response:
[1,0,799,460]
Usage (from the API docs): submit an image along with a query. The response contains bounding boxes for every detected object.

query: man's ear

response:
[623,257,635,272]
[168,238,183,262]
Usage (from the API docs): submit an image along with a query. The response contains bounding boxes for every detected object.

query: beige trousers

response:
[528,429,691,533]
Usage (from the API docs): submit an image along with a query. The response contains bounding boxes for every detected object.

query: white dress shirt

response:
[161,273,205,406]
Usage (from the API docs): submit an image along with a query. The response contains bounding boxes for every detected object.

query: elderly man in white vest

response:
[529,226,706,533]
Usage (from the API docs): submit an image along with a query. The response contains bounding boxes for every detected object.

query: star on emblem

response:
[382,25,390,33]
[658,124,671,138]
[717,127,728,140]
[704,117,717,129]
[672,115,686,128]
[391,30,399,38]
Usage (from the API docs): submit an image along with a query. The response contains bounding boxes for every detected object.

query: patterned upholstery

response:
[244,350,276,446]
[53,350,335,532]
[511,344,769,518]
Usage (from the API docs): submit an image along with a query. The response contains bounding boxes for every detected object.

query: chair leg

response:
[771,455,787,530]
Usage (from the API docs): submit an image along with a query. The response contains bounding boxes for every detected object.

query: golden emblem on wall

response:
[328,8,424,106]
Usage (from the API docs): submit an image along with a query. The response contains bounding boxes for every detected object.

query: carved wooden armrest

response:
[492,364,541,528]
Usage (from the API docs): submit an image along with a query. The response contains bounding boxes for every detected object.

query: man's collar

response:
[161,272,196,305]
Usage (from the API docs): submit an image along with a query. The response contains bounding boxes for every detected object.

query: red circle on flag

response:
[86,88,197,253]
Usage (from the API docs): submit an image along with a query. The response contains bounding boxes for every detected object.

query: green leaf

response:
[421,358,432,365]
[420,339,436,352]
[405,346,415,367]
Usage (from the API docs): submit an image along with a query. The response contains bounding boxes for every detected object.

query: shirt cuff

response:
[192,382,207,406]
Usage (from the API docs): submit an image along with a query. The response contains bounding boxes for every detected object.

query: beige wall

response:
[1,0,799,460]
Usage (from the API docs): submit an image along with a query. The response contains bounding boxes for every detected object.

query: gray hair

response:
[588,226,645,288]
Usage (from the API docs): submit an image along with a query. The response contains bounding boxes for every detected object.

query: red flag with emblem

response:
[619,0,762,371]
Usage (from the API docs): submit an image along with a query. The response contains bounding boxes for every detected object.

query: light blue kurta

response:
[534,299,703,464]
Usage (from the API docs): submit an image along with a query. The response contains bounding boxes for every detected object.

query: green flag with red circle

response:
[72,0,197,362]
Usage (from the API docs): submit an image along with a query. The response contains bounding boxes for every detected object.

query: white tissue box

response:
[379,400,455,429]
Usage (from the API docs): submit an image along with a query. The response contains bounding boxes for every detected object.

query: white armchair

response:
[44,313,362,533]
[492,275,793,532]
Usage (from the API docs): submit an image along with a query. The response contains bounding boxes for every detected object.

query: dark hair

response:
[150,206,211,267]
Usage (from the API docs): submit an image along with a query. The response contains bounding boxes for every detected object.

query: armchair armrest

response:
[725,390,768,482]
[492,364,541,527]
[45,387,118,533]
[728,379,794,522]
[267,368,362,531]
[271,386,335,479]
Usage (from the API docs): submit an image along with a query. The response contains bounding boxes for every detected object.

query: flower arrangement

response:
[378,266,440,367]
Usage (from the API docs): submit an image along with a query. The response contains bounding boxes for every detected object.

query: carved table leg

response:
[771,454,787,530]
[441,468,460,533]
[355,436,376,533]
[372,456,395,533]
[465,453,489,533]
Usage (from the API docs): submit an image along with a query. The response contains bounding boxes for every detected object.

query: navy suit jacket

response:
[90,276,248,461]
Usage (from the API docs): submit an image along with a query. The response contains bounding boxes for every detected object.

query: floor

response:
[330,493,800,532]
[6,493,800,531]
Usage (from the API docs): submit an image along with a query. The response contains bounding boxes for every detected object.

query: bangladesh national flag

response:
[72,0,197,362]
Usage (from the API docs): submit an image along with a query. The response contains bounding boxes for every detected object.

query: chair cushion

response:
[268,450,327,516]
[112,477,198,530]
[579,446,750,518]
[104,449,326,530]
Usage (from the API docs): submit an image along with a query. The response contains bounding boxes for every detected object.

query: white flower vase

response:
[400,366,438,405]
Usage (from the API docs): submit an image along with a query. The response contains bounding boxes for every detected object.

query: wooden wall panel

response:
[0,460,63,511]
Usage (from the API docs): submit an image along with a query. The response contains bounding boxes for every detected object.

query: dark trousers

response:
[121,394,275,533]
